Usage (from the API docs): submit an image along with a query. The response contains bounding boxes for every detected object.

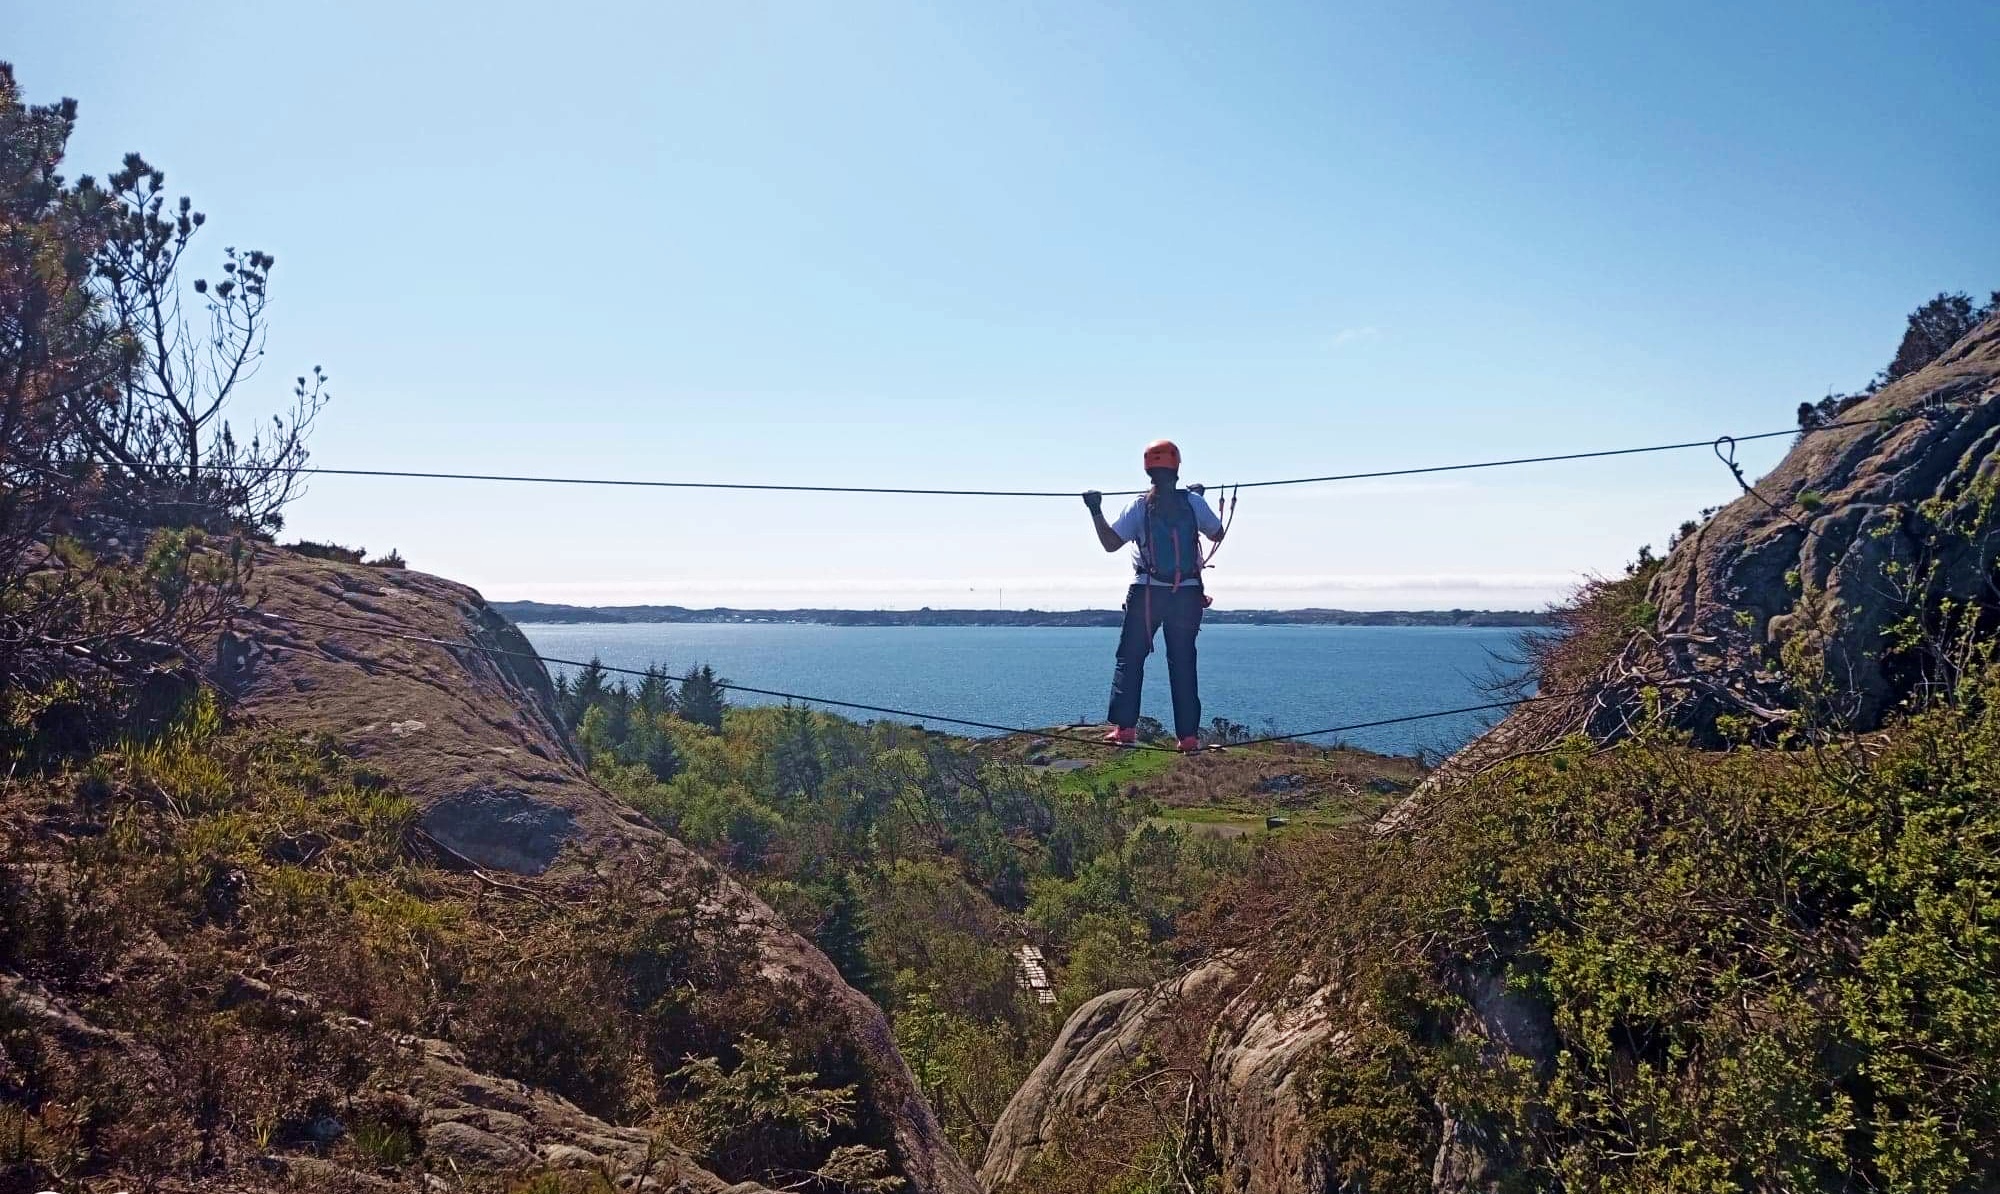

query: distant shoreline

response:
[494,600,1550,629]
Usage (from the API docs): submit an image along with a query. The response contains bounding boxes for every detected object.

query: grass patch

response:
[350,1117,419,1167]
[1152,805,1268,825]
[1054,747,1180,794]
[1152,800,1368,838]
[1146,811,1264,839]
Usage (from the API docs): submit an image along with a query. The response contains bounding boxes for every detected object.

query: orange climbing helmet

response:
[1142,439,1181,471]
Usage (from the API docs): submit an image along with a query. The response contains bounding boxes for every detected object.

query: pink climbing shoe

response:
[1177,735,1202,753]
[1102,725,1138,747]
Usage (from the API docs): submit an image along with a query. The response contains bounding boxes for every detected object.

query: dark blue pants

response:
[1107,583,1204,739]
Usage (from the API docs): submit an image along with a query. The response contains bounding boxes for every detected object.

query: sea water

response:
[517,622,1525,758]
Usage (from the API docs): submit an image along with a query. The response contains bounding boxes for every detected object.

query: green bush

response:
[666,1035,897,1189]
[1292,674,2000,1192]
[283,540,366,564]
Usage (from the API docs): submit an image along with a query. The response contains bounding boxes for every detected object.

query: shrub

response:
[507,1174,620,1194]
[1284,672,2000,1192]
[456,964,634,1119]
[1876,290,1997,387]
[1500,547,1664,701]
[0,697,905,1189]
[349,1114,418,1166]
[666,1036,896,1189]
[284,540,366,564]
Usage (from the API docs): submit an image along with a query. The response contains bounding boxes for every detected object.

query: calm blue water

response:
[516,623,1523,758]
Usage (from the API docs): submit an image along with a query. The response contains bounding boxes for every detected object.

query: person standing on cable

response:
[1083,439,1225,752]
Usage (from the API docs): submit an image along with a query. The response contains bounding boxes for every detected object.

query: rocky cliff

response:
[1644,311,2000,733]
[210,545,980,1194]
[1442,311,2000,784]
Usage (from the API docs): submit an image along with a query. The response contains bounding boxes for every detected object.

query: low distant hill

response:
[492,601,1550,629]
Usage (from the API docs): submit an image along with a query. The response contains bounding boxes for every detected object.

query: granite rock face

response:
[1397,313,2000,811]
[980,953,1557,1193]
[0,968,751,1192]
[979,957,1346,1193]
[1645,313,2000,735]
[211,546,979,1194]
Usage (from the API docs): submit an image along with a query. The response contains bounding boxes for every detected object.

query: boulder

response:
[1642,312,2000,737]
[424,1121,533,1172]
[1205,969,1343,1193]
[981,957,1338,1193]
[213,546,616,874]
[270,1154,408,1192]
[1424,971,1559,1193]
[982,956,1556,1193]
[212,546,978,1194]
[980,987,1153,1184]
[398,1027,764,1190]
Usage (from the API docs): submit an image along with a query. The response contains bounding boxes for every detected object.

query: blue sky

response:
[13,1,1998,608]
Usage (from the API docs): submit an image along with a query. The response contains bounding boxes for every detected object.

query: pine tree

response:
[1877,290,1997,387]
[772,704,823,801]
[603,680,633,748]
[642,724,682,783]
[563,657,609,731]
[680,664,729,732]
[812,872,874,998]
[636,664,676,720]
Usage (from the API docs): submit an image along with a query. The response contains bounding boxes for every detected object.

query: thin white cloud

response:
[1330,326,1381,347]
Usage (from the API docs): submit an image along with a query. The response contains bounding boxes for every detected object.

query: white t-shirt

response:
[1112,491,1224,586]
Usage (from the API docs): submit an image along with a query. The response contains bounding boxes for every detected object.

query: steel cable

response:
[119,418,1881,499]
[256,612,1536,754]
[207,416,1886,752]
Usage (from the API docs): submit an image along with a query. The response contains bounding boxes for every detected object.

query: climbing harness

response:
[1195,484,1240,608]
[1131,482,1222,656]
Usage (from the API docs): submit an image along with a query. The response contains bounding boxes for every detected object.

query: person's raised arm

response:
[1084,492,1125,552]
